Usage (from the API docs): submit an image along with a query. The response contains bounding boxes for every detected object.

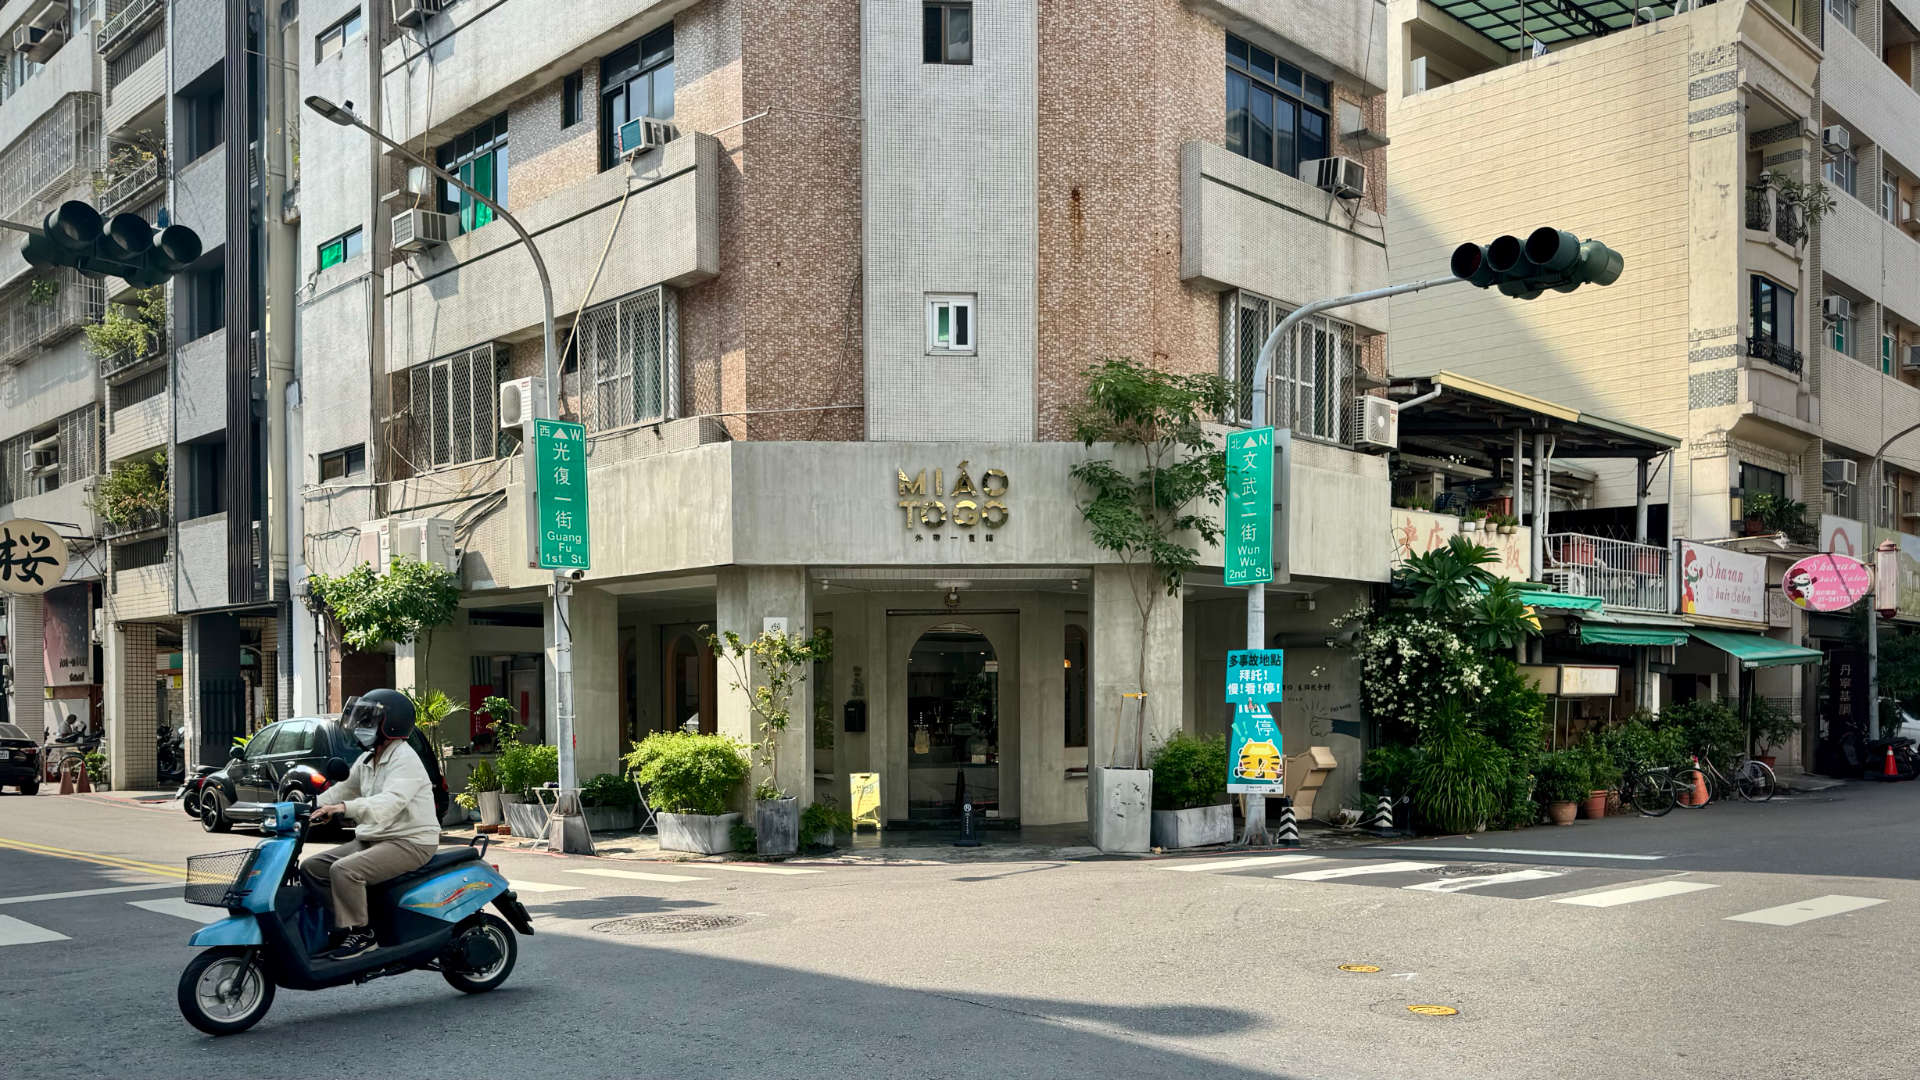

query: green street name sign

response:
[1224,426,1275,586]
[533,419,590,570]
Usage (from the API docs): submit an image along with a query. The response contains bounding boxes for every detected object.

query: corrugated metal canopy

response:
[1428,0,1679,52]
[1390,371,1680,460]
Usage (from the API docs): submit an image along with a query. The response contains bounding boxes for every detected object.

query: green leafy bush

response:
[89,453,167,530]
[623,732,750,815]
[800,800,854,846]
[1533,750,1592,804]
[1749,698,1800,757]
[496,741,558,799]
[580,772,636,808]
[1596,711,1688,774]
[1410,709,1508,834]
[1574,736,1622,791]
[731,822,757,853]
[1361,744,1419,798]
[1657,699,1744,766]
[1149,733,1228,810]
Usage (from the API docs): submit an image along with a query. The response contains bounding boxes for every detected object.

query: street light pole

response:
[304,96,578,794]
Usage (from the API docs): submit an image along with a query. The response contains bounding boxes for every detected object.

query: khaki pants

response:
[301,838,434,928]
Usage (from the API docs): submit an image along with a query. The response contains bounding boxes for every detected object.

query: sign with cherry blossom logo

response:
[1782,553,1871,613]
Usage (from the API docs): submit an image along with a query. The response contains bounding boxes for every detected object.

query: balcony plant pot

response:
[1089,766,1152,853]
[755,796,800,857]
[1460,520,1478,534]
[477,790,504,827]
[1547,800,1578,826]
[657,811,743,855]
[1499,524,1516,535]
[1150,804,1234,849]
[1580,790,1608,820]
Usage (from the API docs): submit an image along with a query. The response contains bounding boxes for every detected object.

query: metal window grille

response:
[58,406,99,487]
[0,431,26,505]
[0,269,106,364]
[399,343,503,472]
[1222,289,1354,443]
[569,285,678,434]
[0,93,100,223]
[104,25,163,104]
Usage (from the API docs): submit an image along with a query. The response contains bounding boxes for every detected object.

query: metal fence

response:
[0,269,106,365]
[566,285,678,434]
[1542,533,1670,613]
[0,93,100,225]
[395,342,504,474]
[1223,289,1355,443]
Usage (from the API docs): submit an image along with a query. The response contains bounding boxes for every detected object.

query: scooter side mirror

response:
[228,744,246,762]
[324,758,352,783]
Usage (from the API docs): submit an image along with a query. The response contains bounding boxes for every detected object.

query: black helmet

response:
[342,688,416,750]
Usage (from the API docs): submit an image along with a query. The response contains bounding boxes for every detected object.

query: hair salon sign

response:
[1677,541,1766,624]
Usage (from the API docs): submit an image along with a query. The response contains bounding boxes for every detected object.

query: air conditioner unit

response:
[399,518,459,572]
[391,208,452,253]
[392,0,446,29]
[1302,156,1367,200]
[1906,346,1920,371]
[616,117,676,159]
[1824,459,1860,488]
[11,25,57,61]
[1543,569,1588,598]
[1350,395,1399,451]
[1824,295,1853,322]
[498,376,547,432]
[1823,125,1851,156]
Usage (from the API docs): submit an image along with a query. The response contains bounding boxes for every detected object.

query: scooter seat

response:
[371,846,483,898]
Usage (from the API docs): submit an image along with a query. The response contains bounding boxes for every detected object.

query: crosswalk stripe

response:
[127,898,226,925]
[1280,861,1441,881]
[0,883,178,906]
[0,913,68,946]
[566,868,708,884]
[700,864,824,876]
[1724,895,1885,926]
[1402,868,1563,893]
[1552,881,1719,908]
[1157,855,1323,873]
[506,881,582,893]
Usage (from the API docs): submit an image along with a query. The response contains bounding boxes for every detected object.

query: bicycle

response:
[1673,753,1776,807]
[1620,760,1678,817]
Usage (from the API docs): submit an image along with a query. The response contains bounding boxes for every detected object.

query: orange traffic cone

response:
[74,763,91,793]
[58,764,73,795]
[1685,758,1708,806]
[1885,745,1900,779]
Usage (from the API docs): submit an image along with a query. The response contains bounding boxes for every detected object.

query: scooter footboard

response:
[189,914,263,947]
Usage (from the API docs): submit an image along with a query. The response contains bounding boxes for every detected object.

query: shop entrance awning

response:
[1687,628,1823,669]
[1577,610,1691,646]
[1518,587,1602,613]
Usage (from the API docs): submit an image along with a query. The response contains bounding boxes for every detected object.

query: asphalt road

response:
[1,786,1912,1079]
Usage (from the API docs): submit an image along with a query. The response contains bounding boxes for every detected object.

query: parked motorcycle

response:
[175,765,534,1036]
[175,762,220,817]
[157,726,185,784]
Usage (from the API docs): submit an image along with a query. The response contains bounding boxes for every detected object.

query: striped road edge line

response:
[1551,881,1720,908]
[1156,855,1325,872]
[1724,895,1886,926]
[0,837,188,879]
[0,913,70,946]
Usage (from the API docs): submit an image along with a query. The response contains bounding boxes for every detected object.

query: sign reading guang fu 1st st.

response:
[532,420,590,570]
[0,519,69,595]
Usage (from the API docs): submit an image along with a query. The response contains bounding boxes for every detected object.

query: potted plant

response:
[1750,698,1800,769]
[800,798,855,851]
[466,758,504,827]
[1578,740,1621,819]
[1534,750,1589,826]
[494,727,559,838]
[579,772,638,832]
[710,624,833,857]
[1148,733,1233,848]
[625,732,751,854]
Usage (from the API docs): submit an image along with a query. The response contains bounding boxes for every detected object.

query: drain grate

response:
[593,913,747,935]
[1418,863,1515,877]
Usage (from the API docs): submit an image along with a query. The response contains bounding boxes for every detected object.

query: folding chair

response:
[632,779,660,833]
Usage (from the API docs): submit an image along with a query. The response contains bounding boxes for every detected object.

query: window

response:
[1226,33,1331,182]
[1063,624,1087,750]
[599,25,674,170]
[926,294,975,354]
[1830,295,1853,354]
[182,82,225,161]
[318,444,365,481]
[1741,463,1788,501]
[1884,174,1900,224]
[436,115,508,235]
[1826,144,1857,198]
[184,439,227,517]
[1829,0,1857,35]
[575,286,677,431]
[403,344,501,470]
[1882,470,1899,528]
[189,265,225,339]
[317,227,363,270]
[245,724,285,760]
[1886,332,1898,377]
[923,3,973,65]
[1749,276,1795,348]
[316,9,363,62]
[1224,290,1353,441]
[562,72,584,129]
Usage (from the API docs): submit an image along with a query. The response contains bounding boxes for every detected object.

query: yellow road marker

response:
[1407,1005,1458,1016]
[0,837,187,879]
[1337,964,1381,973]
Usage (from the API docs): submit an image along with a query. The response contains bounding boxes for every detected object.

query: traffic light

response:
[1449,227,1623,300]
[21,200,202,289]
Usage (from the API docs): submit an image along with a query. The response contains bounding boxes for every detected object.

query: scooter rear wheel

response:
[178,947,275,1036]
[442,912,517,994]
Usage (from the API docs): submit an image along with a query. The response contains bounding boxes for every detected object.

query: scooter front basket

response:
[184,848,260,907]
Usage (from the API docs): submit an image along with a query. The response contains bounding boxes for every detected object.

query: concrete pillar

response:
[1090,565,1183,770]
[715,567,813,802]
[546,585,619,780]
[1016,598,1064,824]
[863,593,894,819]
[107,622,160,789]
[397,608,470,701]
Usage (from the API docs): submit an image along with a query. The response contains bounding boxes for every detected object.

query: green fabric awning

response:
[1687,628,1823,669]
[1515,588,1603,613]
[1579,622,1690,646]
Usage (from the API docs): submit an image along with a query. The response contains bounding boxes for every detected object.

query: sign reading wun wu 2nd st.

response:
[532,420,590,570]
[1224,427,1281,586]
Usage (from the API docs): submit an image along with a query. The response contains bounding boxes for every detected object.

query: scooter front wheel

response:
[442,912,517,994]
[178,947,275,1035]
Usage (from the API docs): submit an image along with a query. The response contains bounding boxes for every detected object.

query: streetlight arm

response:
[1249,275,1463,430]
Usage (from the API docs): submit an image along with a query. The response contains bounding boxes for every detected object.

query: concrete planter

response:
[658,811,742,855]
[502,798,549,838]
[755,797,799,856]
[1150,804,1234,849]
[1089,766,1152,853]
[582,804,636,833]
[477,790,504,826]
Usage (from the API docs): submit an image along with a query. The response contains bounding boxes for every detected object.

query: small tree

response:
[708,625,832,802]
[307,555,461,696]
[1069,358,1231,768]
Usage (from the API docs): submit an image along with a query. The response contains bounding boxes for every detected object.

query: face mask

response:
[352,726,379,751]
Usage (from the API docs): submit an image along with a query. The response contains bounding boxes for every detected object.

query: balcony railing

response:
[1542,533,1670,614]
[100,156,162,213]
[1775,202,1805,246]
[102,507,167,541]
[1745,184,1772,231]
[1747,336,1805,374]
[99,343,162,380]
[98,0,165,58]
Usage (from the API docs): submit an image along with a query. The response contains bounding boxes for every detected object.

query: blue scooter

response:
[176,761,534,1035]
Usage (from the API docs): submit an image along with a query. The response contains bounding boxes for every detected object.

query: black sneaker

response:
[322,927,377,961]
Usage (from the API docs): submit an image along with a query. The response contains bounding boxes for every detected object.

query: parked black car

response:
[195,715,449,832]
[0,722,41,795]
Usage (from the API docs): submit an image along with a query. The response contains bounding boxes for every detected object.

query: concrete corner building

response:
[295,0,1396,830]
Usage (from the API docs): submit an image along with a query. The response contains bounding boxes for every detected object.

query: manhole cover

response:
[593,913,746,935]
[1419,863,1513,877]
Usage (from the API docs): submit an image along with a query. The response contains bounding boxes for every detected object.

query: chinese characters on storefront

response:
[0,518,68,596]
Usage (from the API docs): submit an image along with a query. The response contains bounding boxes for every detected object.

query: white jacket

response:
[317,740,440,847]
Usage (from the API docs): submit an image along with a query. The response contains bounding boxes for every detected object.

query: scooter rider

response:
[303,689,438,961]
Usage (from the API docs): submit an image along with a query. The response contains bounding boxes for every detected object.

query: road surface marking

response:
[1336,964,1381,973]
[506,881,581,893]
[1552,881,1719,907]
[0,883,178,906]
[1724,895,1886,926]
[565,868,709,884]
[127,898,226,924]
[0,913,68,946]
[1402,868,1564,893]
[1390,845,1666,862]
[1407,1005,1458,1016]
[1158,855,1323,872]
[701,864,826,876]
[0,837,187,878]
[1280,861,1441,881]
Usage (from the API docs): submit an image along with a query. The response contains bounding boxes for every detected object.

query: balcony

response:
[105,386,168,462]
[98,0,165,59]
[1745,184,1771,231]
[101,506,166,541]
[110,559,173,623]
[1747,335,1805,375]
[99,155,162,213]
[99,341,162,381]
[0,270,106,365]
[1542,534,1670,614]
